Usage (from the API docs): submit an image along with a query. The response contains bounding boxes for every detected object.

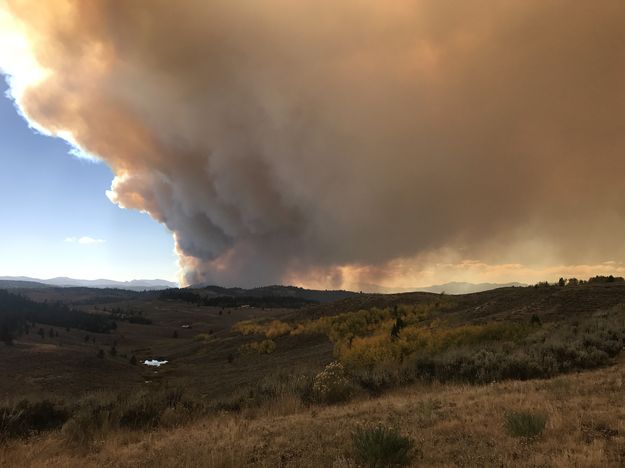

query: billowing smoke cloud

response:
[1,0,625,288]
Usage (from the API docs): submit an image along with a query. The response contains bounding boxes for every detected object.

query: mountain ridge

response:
[0,277,525,294]
[0,276,177,291]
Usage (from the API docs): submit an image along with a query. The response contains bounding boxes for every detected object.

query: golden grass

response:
[3,358,625,467]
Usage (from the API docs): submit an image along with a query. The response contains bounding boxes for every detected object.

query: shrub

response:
[0,399,68,441]
[352,425,413,467]
[312,362,354,404]
[62,393,117,445]
[194,333,212,342]
[232,320,292,338]
[350,365,410,396]
[62,388,194,441]
[239,339,277,354]
[504,410,547,438]
[212,372,315,411]
[119,391,171,429]
[257,339,276,354]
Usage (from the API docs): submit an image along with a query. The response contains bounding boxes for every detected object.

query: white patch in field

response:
[144,359,168,367]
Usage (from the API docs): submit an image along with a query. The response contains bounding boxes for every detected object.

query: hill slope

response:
[2,279,625,467]
[2,357,624,467]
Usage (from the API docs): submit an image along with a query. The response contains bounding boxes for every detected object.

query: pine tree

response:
[390,317,406,339]
[1,323,14,346]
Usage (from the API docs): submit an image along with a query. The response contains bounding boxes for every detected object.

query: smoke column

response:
[1,1,625,288]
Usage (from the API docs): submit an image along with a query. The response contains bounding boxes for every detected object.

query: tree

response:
[390,317,406,339]
[129,355,138,365]
[38,328,45,339]
[109,346,117,357]
[97,349,105,359]
[558,277,566,287]
[1,323,14,346]
[172,330,178,339]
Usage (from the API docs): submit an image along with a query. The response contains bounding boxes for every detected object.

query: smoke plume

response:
[2,0,625,288]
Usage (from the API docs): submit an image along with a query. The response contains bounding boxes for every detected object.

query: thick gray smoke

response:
[2,0,625,287]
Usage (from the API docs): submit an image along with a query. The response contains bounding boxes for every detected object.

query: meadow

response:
[2,279,625,466]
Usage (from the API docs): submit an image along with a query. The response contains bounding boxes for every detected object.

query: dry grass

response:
[3,357,625,467]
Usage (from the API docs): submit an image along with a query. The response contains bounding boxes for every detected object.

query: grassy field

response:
[0,293,332,399]
[2,355,625,467]
[2,281,625,466]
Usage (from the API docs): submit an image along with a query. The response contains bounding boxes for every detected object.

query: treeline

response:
[159,288,317,308]
[159,288,201,303]
[203,296,316,308]
[0,290,116,344]
[536,275,625,288]
[107,307,152,325]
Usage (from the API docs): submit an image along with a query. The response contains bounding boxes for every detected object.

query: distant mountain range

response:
[349,281,526,295]
[0,276,524,295]
[0,276,178,291]
[191,281,525,297]
[413,281,526,294]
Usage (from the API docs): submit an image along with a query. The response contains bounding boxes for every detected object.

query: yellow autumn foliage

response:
[229,299,534,369]
[339,322,534,368]
[239,339,277,354]
[232,320,292,338]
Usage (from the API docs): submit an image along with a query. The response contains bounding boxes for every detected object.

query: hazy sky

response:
[0,80,178,281]
[1,1,625,290]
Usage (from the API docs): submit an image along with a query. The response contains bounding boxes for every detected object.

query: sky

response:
[1,1,625,290]
[0,80,178,281]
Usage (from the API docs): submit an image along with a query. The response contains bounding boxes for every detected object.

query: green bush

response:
[397,317,625,386]
[504,410,547,438]
[352,425,413,467]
